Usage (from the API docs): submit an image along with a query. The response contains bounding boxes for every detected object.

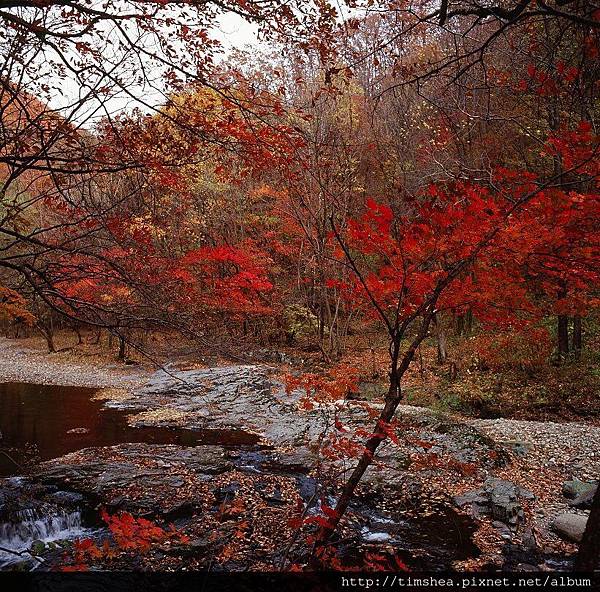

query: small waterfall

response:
[0,508,87,567]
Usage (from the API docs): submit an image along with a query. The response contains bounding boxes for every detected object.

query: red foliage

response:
[62,509,189,571]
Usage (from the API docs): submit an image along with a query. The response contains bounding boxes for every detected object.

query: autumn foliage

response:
[1,0,599,572]
[62,510,189,571]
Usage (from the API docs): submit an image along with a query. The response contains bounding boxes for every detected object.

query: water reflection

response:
[0,382,259,475]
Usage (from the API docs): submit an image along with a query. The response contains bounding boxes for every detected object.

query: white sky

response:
[45,12,261,127]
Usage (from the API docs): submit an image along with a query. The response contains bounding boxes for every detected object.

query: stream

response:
[0,382,259,476]
[0,379,484,571]
[0,381,260,568]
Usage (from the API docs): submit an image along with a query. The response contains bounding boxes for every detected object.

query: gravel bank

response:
[470,418,600,482]
[0,337,148,389]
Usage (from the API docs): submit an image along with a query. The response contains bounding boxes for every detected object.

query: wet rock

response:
[563,478,594,498]
[415,420,506,468]
[0,479,52,523]
[108,365,326,447]
[37,444,234,515]
[517,563,539,571]
[563,478,597,505]
[94,365,503,486]
[47,491,85,509]
[361,528,392,543]
[492,520,512,540]
[30,539,45,555]
[487,479,527,524]
[454,491,489,516]
[34,443,325,521]
[552,513,588,543]
[3,558,37,571]
[256,449,316,474]
[214,482,240,503]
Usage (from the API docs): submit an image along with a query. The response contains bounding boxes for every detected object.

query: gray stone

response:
[453,479,533,525]
[492,520,512,540]
[551,513,588,543]
[453,490,488,516]
[107,365,325,447]
[37,444,234,515]
[562,478,595,499]
[486,479,527,524]
[501,441,531,457]
[517,564,539,571]
[569,483,597,510]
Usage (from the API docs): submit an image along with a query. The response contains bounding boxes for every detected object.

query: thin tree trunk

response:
[37,322,56,353]
[456,314,464,336]
[575,484,600,571]
[572,315,582,359]
[117,334,126,361]
[558,315,570,357]
[434,313,447,364]
[465,308,473,335]
[44,328,56,353]
[312,367,401,562]
[312,314,435,561]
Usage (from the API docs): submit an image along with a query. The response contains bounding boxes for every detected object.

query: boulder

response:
[551,513,588,543]
[454,490,489,516]
[562,478,596,499]
[37,444,234,516]
[108,365,326,447]
[453,478,534,525]
[569,484,597,510]
[486,478,530,524]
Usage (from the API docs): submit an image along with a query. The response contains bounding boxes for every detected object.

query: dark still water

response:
[0,382,259,475]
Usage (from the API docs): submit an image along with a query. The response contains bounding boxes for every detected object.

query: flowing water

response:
[0,506,90,568]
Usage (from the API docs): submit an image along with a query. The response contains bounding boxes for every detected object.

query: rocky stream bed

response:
[0,339,598,571]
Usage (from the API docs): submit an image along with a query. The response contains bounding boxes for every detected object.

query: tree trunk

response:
[456,314,464,336]
[312,369,401,564]
[558,315,570,357]
[44,329,56,353]
[312,315,435,562]
[117,334,126,361]
[448,361,458,381]
[575,484,600,571]
[37,322,56,353]
[434,313,447,364]
[465,308,473,335]
[572,315,582,359]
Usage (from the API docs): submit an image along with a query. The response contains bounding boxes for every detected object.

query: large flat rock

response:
[108,365,325,446]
